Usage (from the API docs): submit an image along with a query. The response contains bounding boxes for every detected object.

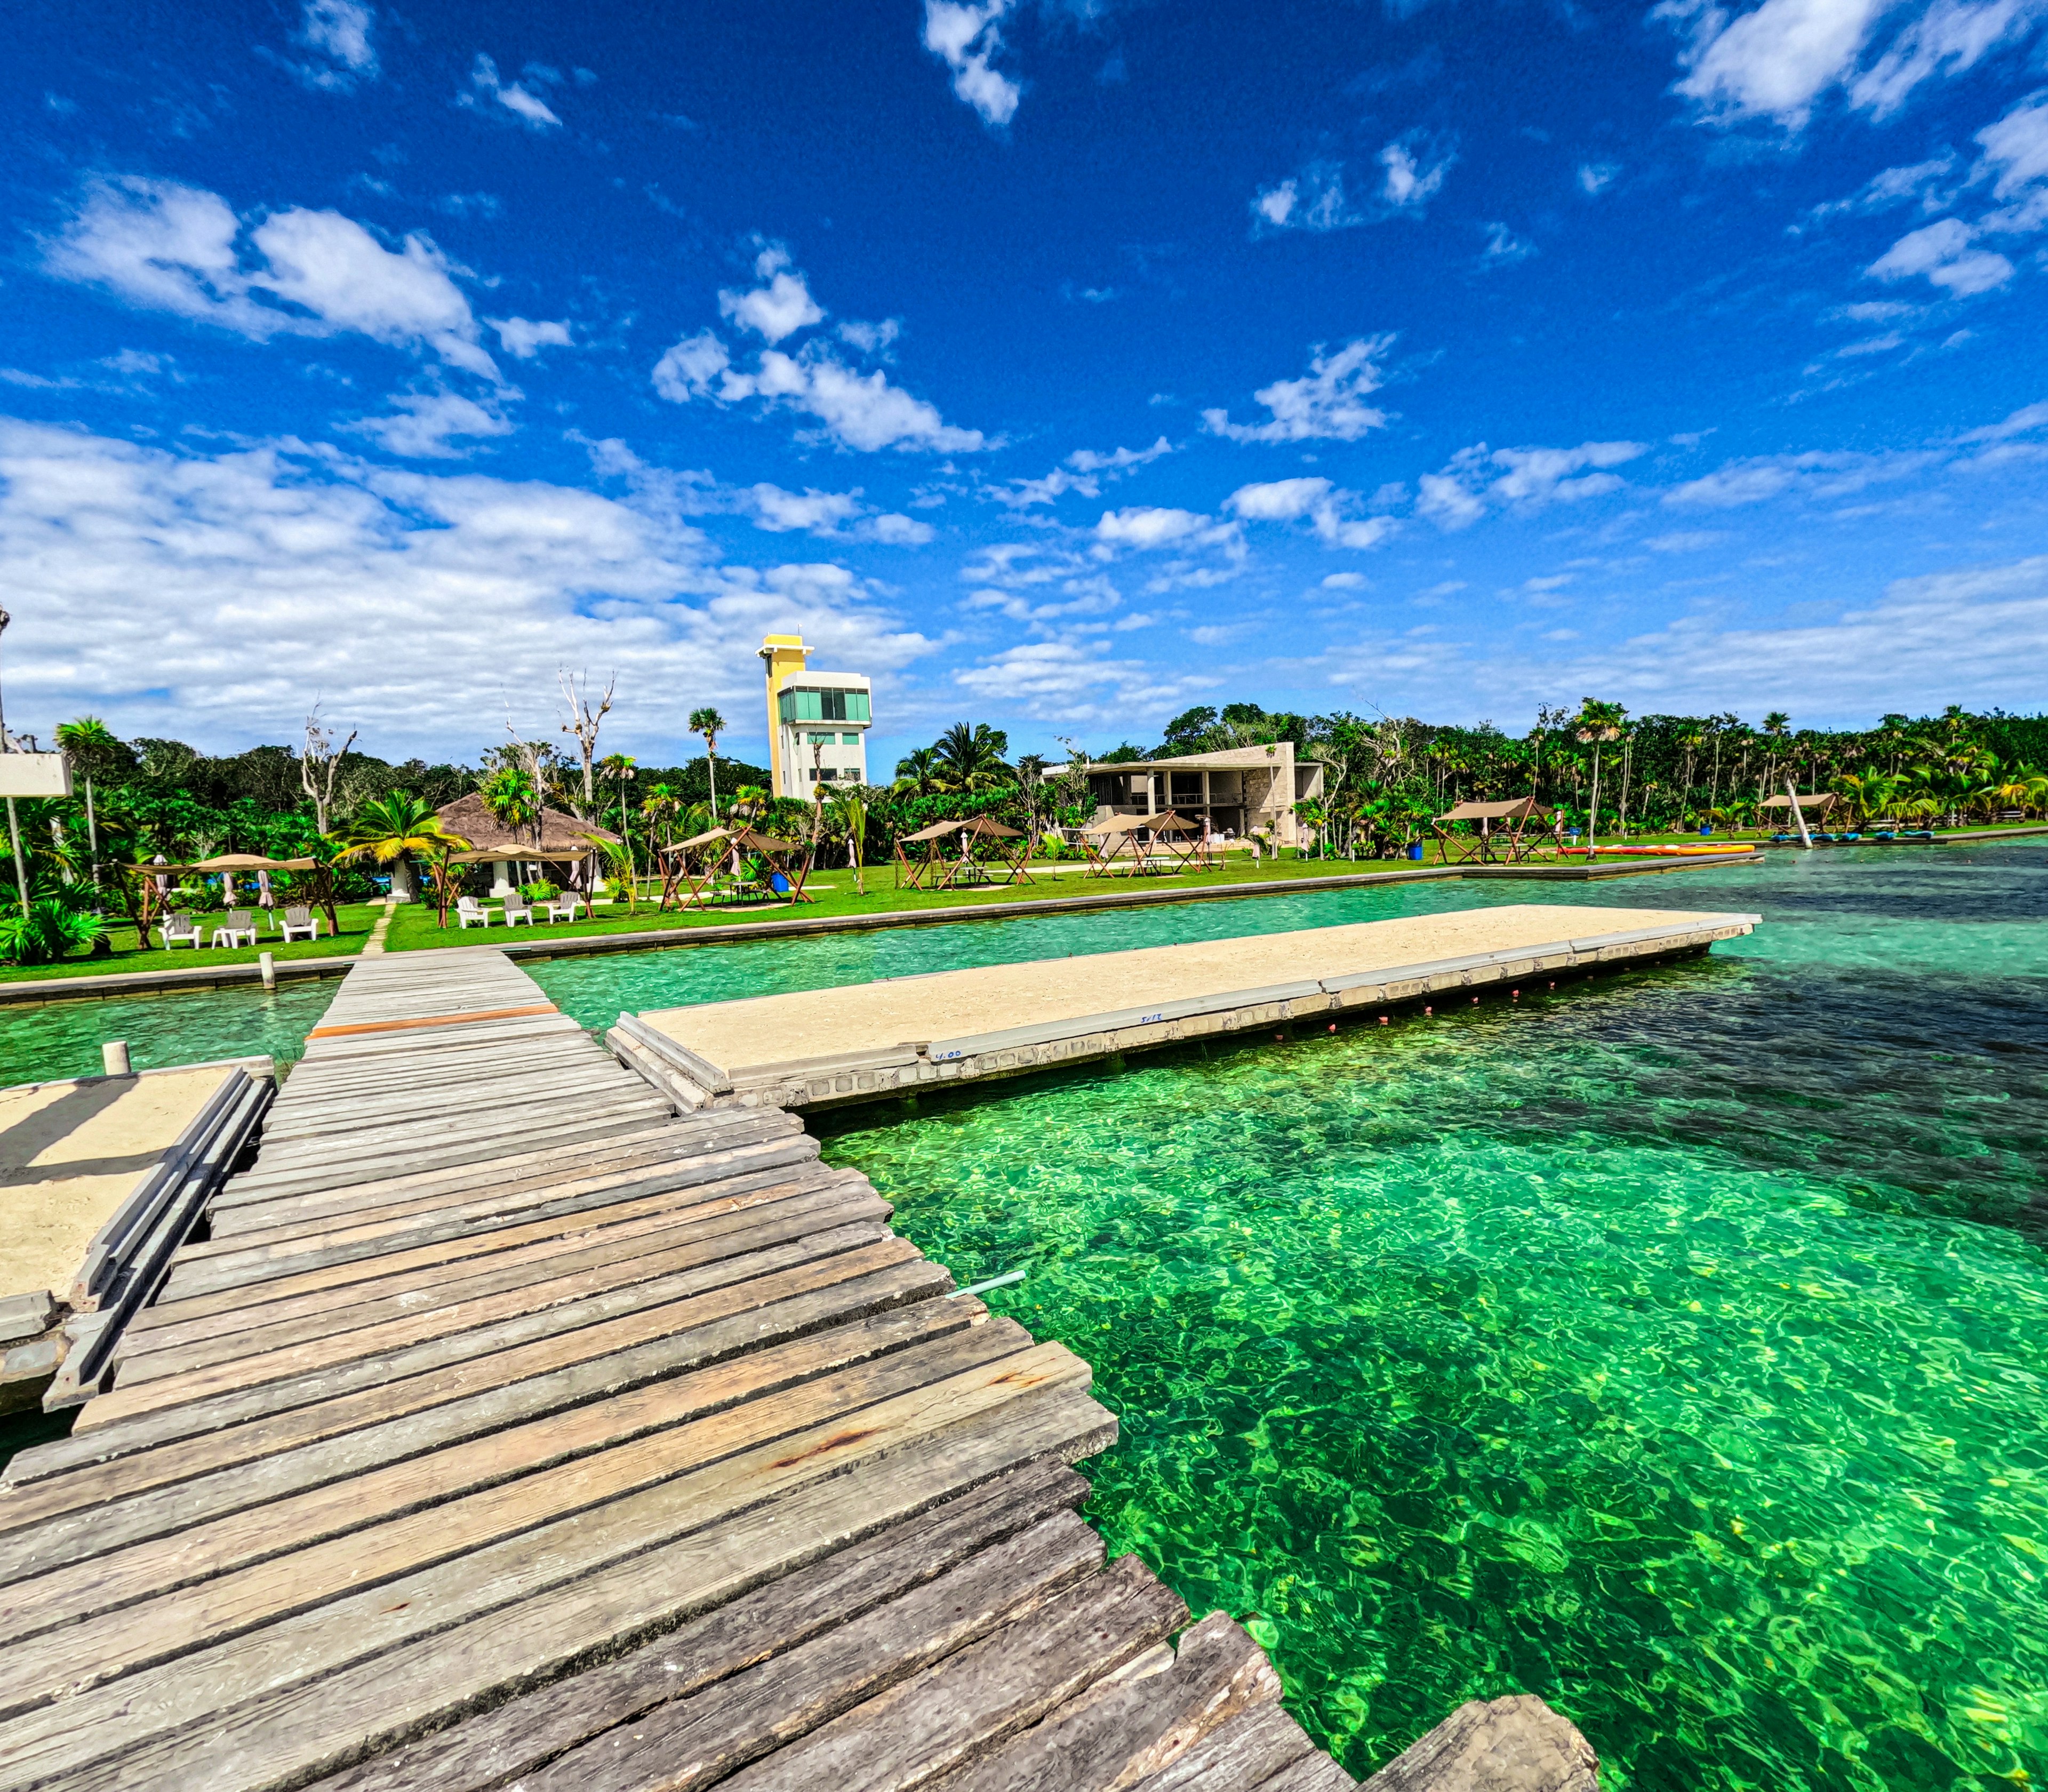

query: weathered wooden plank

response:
[301,1455,1093,1792]
[26,1220,901,1473]
[197,1115,790,1245]
[117,1167,861,1381]
[1354,1697,1597,1792]
[1129,1704,1321,1792]
[0,1299,994,1645]
[122,1162,857,1359]
[0,1252,949,1581]
[518,1511,1108,1792]
[174,1127,813,1293]
[85,1189,893,1427]
[0,1379,1116,1792]
[4,1331,1075,1714]
[1252,1754,1356,1792]
[929,1611,1285,1792]
[714,1555,1188,1792]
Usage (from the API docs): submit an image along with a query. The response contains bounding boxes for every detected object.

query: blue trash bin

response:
[1406,843,1425,861]
[769,871,791,894]
[1698,824,1713,836]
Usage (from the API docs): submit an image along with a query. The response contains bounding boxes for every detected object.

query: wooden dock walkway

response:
[0,948,1601,1792]
[619,903,1759,1115]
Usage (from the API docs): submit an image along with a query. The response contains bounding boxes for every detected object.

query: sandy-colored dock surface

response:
[0,1067,235,1299]
[644,901,1746,1075]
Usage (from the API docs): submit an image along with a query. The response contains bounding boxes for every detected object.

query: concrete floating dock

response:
[620,902,1760,1115]
[0,946,1602,1791]
[1,1059,273,1413]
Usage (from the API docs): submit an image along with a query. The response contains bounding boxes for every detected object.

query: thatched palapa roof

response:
[436,793,620,856]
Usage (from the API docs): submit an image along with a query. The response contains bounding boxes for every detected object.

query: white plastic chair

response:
[157,910,201,950]
[542,894,585,924]
[214,908,258,949]
[278,905,323,943]
[501,895,535,928]
[455,897,497,929]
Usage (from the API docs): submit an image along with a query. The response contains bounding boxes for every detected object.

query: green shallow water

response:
[799,847,2048,1790]
[4,848,2045,1786]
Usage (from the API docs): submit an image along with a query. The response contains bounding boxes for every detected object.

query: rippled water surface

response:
[809,846,2048,1790]
[5,847,2045,1788]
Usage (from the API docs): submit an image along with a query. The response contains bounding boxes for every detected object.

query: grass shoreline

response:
[5,821,2042,995]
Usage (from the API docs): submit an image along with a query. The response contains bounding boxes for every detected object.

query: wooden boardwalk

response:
[0,947,1547,1792]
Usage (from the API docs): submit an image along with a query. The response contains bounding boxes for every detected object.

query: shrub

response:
[0,901,108,966]
[520,879,559,902]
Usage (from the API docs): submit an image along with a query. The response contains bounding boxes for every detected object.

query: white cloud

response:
[1251,139,1453,235]
[836,317,903,356]
[1201,338,1395,444]
[489,317,573,358]
[746,484,863,534]
[1976,90,2048,211]
[1867,216,2014,292]
[651,330,731,402]
[1663,446,1936,505]
[1417,440,1648,528]
[44,178,499,378]
[923,1,1021,128]
[1379,134,1456,210]
[0,419,935,755]
[1322,572,1367,589]
[1659,0,2048,129]
[1481,221,1537,266]
[1094,506,1209,549]
[1251,163,1365,234]
[997,436,1173,507]
[1850,0,2048,117]
[346,391,516,458]
[867,513,936,545]
[462,53,562,130]
[1226,477,1397,548]
[283,0,378,87]
[953,639,1217,725]
[1804,151,1961,223]
[722,349,986,452]
[719,247,826,344]
[1578,160,1620,195]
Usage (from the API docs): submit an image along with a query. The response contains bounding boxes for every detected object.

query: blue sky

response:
[4,0,2048,772]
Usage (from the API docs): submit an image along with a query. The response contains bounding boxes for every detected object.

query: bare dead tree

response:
[300,707,358,835]
[557,670,616,821]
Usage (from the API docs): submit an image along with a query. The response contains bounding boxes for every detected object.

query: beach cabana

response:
[657,825,814,908]
[435,794,619,895]
[1759,793,1838,837]
[1431,797,1547,865]
[1079,810,1201,877]
[893,816,1035,891]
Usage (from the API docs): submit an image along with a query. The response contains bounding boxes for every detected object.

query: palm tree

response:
[828,790,869,895]
[480,766,540,850]
[933,723,1014,793]
[639,783,683,852]
[340,793,471,917]
[689,707,728,819]
[893,747,943,799]
[53,716,123,895]
[598,753,637,887]
[1573,699,1626,851]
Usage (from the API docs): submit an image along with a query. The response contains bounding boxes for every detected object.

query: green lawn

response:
[0,903,380,985]
[382,854,1422,951]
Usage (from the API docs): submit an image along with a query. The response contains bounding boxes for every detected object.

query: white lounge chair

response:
[157,910,200,950]
[541,894,585,924]
[212,908,258,949]
[455,897,498,929]
[279,904,323,943]
[501,895,535,928]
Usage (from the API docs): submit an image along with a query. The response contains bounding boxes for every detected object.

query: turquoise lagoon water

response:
[4,847,2044,1787]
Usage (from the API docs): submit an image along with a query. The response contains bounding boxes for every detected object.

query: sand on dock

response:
[644,900,1747,1075]
[0,1067,234,1300]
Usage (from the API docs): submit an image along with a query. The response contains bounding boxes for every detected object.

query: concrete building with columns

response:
[1084,742,1323,847]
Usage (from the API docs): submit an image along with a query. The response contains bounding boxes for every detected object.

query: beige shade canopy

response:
[1760,793,1838,810]
[451,845,595,863]
[142,855,316,873]
[898,815,1025,845]
[1082,810,1199,836]
[659,825,799,857]
[1436,797,1543,823]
